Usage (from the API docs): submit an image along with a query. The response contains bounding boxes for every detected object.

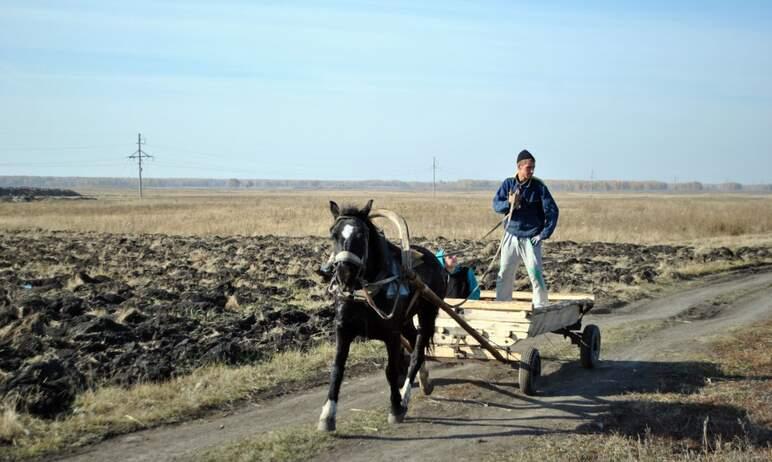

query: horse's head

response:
[328,199,374,291]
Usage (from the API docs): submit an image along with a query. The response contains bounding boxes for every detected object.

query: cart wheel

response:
[580,324,601,369]
[519,347,541,395]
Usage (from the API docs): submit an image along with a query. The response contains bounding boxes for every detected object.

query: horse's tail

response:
[425,274,446,356]
[411,244,445,356]
[423,302,439,355]
[427,327,436,354]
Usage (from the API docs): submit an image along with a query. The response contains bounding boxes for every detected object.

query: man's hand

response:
[508,189,521,209]
[530,235,542,246]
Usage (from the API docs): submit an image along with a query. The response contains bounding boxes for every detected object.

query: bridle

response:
[327,214,418,321]
[330,215,369,292]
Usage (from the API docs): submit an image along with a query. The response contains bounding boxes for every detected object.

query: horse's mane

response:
[339,204,372,223]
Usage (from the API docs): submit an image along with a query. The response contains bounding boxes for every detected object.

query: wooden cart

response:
[427,290,599,395]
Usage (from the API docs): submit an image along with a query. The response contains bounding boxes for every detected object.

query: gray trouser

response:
[495,233,549,307]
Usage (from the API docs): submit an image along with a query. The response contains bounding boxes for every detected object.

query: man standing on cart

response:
[492,149,559,307]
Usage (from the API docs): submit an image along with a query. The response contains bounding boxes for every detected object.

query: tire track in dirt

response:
[56,269,772,462]
[54,363,481,462]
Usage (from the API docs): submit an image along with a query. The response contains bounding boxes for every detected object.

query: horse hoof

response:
[419,368,433,395]
[388,408,407,424]
[388,413,404,424]
[317,418,336,432]
[420,380,434,396]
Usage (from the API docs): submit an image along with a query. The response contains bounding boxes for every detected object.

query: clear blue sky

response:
[1,1,770,183]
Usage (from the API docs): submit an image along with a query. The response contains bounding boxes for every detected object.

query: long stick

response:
[480,190,516,281]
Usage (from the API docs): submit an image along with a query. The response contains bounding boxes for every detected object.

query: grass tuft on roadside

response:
[0,404,28,446]
[495,432,772,462]
[665,260,770,280]
[492,320,772,462]
[195,409,391,462]
[195,428,335,462]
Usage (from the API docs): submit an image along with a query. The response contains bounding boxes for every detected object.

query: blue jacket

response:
[492,176,559,240]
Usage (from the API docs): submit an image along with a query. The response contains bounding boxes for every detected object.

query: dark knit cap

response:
[517,150,535,163]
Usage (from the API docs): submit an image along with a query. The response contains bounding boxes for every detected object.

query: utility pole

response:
[432,157,437,197]
[128,133,152,199]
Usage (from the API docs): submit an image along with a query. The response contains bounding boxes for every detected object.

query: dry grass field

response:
[1,188,771,461]
[2,189,772,247]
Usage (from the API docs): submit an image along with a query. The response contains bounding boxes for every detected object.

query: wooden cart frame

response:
[425,289,599,395]
[362,209,599,396]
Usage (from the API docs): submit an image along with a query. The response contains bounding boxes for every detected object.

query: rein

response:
[443,188,517,287]
[327,273,413,321]
[440,219,503,257]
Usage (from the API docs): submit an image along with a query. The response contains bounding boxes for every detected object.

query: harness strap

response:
[362,274,399,292]
[359,285,399,320]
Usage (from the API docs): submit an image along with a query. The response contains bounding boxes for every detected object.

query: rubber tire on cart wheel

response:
[580,324,601,369]
[519,347,541,395]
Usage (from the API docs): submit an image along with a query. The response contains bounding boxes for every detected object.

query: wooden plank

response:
[434,318,530,337]
[437,300,592,339]
[443,298,533,312]
[479,290,594,302]
[435,323,531,343]
[436,320,529,335]
[437,308,531,323]
[434,330,528,348]
[433,338,519,349]
[526,301,584,337]
[430,345,521,362]
[433,329,521,348]
[409,274,511,364]
[434,329,528,347]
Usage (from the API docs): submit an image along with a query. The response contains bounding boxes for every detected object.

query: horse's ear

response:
[363,199,373,216]
[330,201,340,219]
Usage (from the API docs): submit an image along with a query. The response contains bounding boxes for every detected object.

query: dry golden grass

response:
[0,341,386,461]
[0,404,27,446]
[1,189,772,246]
[1,189,771,460]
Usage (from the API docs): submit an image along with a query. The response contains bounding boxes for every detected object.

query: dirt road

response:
[58,268,772,462]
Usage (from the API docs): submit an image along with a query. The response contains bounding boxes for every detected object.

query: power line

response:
[0,160,129,167]
[150,144,236,161]
[151,160,250,175]
[128,133,152,199]
[1,144,125,152]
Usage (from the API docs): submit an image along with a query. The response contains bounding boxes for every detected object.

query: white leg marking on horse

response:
[400,378,412,408]
[320,399,337,420]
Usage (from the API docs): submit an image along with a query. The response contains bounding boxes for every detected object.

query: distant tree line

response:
[1,176,770,193]
[0,187,80,197]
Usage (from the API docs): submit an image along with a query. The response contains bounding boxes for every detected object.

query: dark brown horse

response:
[317,200,446,431]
